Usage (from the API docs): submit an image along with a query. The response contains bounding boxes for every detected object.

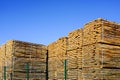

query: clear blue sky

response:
[0,0,120,45]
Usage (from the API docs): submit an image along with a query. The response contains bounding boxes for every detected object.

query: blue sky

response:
[0,0,120,45]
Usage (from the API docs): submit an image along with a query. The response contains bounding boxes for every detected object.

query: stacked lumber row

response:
[82,18,120,80]
[82,68,120,80]
[54,37,68,80]
[67,29,83,69]
[82,43,120,79]
[0,40,47,80]
[68,29,83,50]
[0,43,11,79]
[48,42,57,80]
[67,29,83,80]
[55,37,67,60]
[55,37,67,80]
[48,37,68,80]
[82,43,120,68]
[83,18,120,45]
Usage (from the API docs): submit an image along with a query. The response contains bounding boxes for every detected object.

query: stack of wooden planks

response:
[0,18,119,80]
[55,37,68,80]
[48,42,57,80]
[48,37,68,80]
[0,44,9,79]
[0,40,47,80]
[48,18,120,80]
[67,29,83,80]
[83,18,120,45]
[82,18,120,80]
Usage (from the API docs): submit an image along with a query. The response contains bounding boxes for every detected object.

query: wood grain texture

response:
[48,37,68,80]
[83,18,120,46]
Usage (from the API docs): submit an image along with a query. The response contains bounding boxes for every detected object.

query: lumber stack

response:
[68,29,83,50]
[0,40,47,80]
[0,18,119,80]
[54,37,67,80]
[82,18,120,80]
[48,42,57,80]
[0,44,10,79]
[67,29,83,80]
[48,37,68,80]
[82,43,120,68]
[83,18,120,45]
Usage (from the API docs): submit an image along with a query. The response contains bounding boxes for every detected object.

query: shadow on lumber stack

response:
[82,18,120,80]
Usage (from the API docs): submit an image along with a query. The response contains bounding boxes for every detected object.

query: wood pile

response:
[48,42,57,80]
[48,18,120,80]
[0,18,119,80]
[48,37,68,80]
[83,18,120,46]
[0,44,9,79]
[68,29,83,50]
[67,29,83,80]
[0,40,47,80]
[82,18,120,80]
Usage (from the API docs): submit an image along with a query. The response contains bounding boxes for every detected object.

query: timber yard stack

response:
[0,18,120,80]
[48,37,68,80]
[82,18,120,80]
[55,37,68,80]
[48,42,57,80]
[67,29,83,80]
[0,40,47,80]
[0,44,8,79]
[48,18,120,80]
